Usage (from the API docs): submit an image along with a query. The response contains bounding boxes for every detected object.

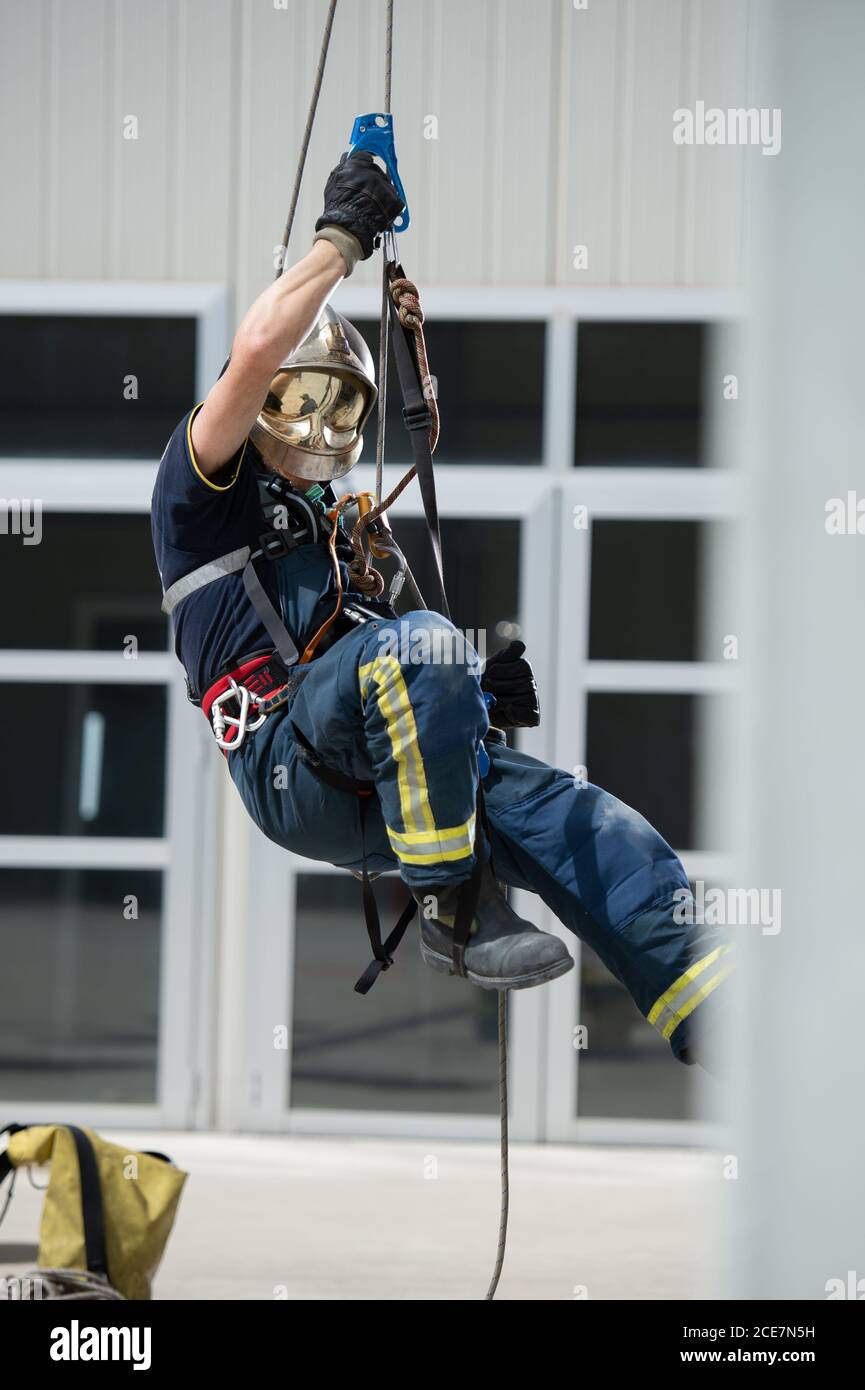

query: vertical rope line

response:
[384,0,393,110]
[485,989,510,1300]
[374,0,395,503]
[275,0,339,279]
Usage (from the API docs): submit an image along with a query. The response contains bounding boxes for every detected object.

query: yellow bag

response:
[0,1123,187,1300]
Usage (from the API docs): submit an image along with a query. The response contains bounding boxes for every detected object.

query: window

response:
[389,516,520,652]
[577,943,692,1120]
[0,314,196,457]
[585,692,696,851]
[575,322,706,467]
[0,514,167,650]
[0,868,162,1103]
[355,319,545,464]
[589,520,703,661]
[0,684,167,837]
[290,874,499,1114]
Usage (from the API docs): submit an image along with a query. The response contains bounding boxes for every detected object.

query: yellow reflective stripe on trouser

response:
[359,655,476,866]
[386,814,476,864]
[647,945,734,1041]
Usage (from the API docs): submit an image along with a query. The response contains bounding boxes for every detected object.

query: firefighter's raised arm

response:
[190,152,404,482]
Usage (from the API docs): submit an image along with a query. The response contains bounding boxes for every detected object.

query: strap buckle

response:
[402,401,432,433]
[259,529,296,561]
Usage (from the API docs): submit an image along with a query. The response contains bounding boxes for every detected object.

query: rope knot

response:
[348,559,385,598]
[390,276,423,328]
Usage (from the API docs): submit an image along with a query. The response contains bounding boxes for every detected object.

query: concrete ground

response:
[0,1132,717,1301]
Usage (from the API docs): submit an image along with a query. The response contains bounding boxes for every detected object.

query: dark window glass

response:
[290,874,499,1114]
[585,692,695,850]
[0,514,166,650]
[0,868,162,1103]
[589,520,701,660]
[389,517,520,658]
[0,315,196,458]
[0,684,167,837]
[355,319,545,464]
[577,943,692,1120]
[575,322,706,466]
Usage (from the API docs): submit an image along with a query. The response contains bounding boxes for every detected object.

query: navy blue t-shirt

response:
[151,407,395,700]
[151,407,275,698]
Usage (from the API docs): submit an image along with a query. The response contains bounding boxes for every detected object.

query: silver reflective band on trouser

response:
[647,944,734,1041]
[160,547,251,615]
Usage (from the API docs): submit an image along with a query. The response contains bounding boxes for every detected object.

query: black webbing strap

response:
[450,852,484,979]
[291,722,418,991]
[386,268,450,621]
[449,782,494,977]
[243,557,301,667]
[67,1125,109,1279]
[353,796,418,995]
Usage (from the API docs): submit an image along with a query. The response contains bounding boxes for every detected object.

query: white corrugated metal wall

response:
[0,0,752,297]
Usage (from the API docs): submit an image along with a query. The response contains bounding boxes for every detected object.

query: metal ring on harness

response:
[210,678,268,752]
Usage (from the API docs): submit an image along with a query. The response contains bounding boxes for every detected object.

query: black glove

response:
[481,640,541,729]
[315,151,405,260]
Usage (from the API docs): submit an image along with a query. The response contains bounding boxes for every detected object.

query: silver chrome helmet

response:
[250,306,377,482]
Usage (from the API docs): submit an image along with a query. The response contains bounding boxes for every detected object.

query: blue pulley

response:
[347,112,410,232]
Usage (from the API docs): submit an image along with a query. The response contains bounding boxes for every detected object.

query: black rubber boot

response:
[414,860,573,991]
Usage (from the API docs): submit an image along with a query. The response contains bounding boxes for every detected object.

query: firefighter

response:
[152,152,730,1058]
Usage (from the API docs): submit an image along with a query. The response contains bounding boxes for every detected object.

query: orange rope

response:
[298,495,351,663]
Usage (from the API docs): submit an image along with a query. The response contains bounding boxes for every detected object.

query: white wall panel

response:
[0,0,752,291]
[557,0,623,285]
[487,0,558,284]
[682,0,751,286]
[49,0,111,277]
[109,0,174,277]
[0,0,51,276]
[172,0,238,283]
[235,0,378,312]
[621,0,686,284]
[431,0,491,284]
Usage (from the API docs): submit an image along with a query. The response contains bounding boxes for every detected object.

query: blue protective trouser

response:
[229,611,732,1061]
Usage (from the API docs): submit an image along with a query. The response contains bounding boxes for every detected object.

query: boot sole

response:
[420,940,574,991]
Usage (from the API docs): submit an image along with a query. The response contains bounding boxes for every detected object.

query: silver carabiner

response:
[211,678,267,751]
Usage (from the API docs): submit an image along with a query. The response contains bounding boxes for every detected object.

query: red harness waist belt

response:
[201,652,290,752]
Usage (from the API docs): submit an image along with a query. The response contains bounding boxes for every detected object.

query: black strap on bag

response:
[0,1123,22,1225]
[67,1125,109,1280]
[291,722,418,992]
[0,1123,20,1186]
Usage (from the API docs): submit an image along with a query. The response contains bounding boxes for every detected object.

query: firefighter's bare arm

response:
[190,151,405,482]
[190,240,346,481]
